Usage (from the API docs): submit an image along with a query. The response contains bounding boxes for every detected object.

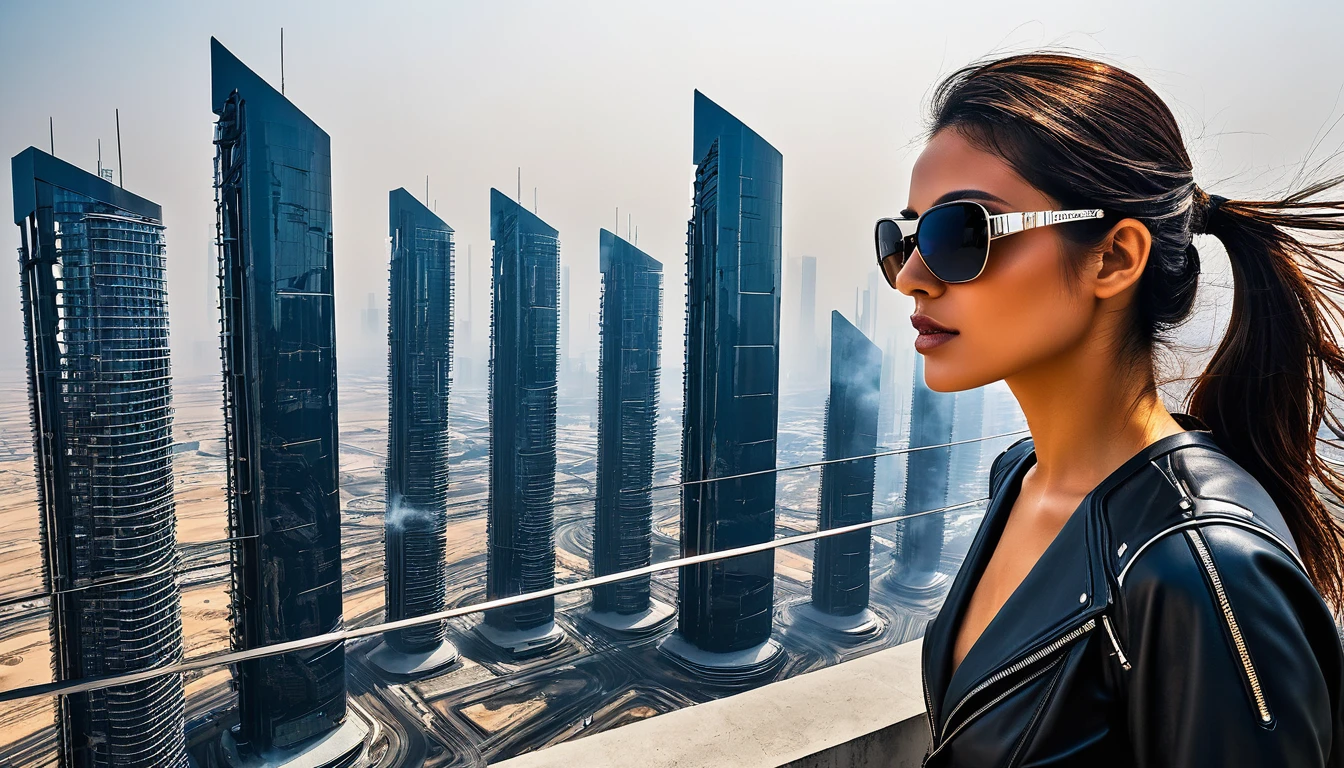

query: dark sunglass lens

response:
[918,202,989,282]
[876,219,907,262]
[879,253,903,289]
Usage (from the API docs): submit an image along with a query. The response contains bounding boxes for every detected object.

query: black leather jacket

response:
[920,420,1344,767]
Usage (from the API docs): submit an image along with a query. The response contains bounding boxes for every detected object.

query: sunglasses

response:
[874,200,1105,285]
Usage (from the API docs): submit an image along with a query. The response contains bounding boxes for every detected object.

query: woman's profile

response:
[878,52,1344,766]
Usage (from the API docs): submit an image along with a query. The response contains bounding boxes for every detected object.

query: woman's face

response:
[895,128,1099,392]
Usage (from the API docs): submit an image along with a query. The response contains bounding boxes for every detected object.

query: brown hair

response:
[928,52,1344,610]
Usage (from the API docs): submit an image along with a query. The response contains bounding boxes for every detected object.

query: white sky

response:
[1,0,1342,386]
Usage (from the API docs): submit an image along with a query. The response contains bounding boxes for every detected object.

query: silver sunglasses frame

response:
[875,200,1106,284]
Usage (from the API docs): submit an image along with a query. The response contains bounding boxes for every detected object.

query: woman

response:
[876,53,1344,766]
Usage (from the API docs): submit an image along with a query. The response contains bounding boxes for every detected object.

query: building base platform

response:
[221,706,370,768]
[583,599,675,639]
[367,638,460,678]
[883,565,950,598]
[791,603,883,639]
[657,632,785,686]
[475,620,566,658]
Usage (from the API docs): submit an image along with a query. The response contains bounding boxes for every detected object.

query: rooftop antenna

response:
[115,109,124,188]
[280,28,285,95]
[533,187,537,214]
[97,139,102,177]
[426,175,430,207]
[517,167,521,203]
[615,207,619,234]
[628,213,632,240]
[635,226,638,246]
[49,117,53,155]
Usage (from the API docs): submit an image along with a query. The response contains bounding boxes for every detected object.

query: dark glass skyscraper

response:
[810,312,881,620]
[674,90,783,660]
[14,147,187,768]
[483,188,563,655]
[591,229,665,624]
[382,188,457,668]
[212,38,354,754]
[890,353,955,591]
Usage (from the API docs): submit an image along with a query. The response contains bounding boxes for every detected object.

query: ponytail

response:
[1187,180,1344,610]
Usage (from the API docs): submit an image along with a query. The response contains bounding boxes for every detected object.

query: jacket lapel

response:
[922,442,1035,732]
[924,442,1104,735]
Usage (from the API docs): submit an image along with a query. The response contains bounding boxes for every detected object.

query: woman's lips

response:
[914,330,957,352]
[910,313,959,352]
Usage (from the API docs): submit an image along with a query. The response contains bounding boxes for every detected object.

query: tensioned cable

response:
[0,496,988,704]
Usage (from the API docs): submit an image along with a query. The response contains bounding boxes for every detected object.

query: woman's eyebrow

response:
[929,189,1012,208]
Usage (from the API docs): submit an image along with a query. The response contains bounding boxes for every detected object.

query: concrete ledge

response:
[490,637,930,768]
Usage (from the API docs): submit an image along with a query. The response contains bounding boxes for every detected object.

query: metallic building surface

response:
[812,312,881,616]
[679,90,784,653]
[385,188,454,652]
[894,353,955,586]
[485,189,560,632]
[13,147,188,768]
[211,38,347,752]
[593,229,662,614]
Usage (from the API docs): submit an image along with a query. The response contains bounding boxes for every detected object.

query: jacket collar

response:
[923,425,1223,733]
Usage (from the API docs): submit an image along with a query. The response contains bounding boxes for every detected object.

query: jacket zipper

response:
[1185,528,1273,724]
[1100,613,1130,670]
[923,650,937,747]
[925,654,1066,764]
[934,617,1097,749]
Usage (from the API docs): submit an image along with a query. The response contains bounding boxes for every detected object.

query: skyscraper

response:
[211,38,366,759]
[482,188,564,656]
[889,353,955,592]
[668,91,783,669]
[376,187,459,675]
[589,229,671,633]
[802,312,881,635]
[14,147,188,768]
[800,255,817,373]
[560,263,571,381]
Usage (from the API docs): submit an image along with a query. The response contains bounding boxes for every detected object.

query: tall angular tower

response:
[800,312,882,636]
[888,353,956,593]
[799,255,818,384]
[482,188,564,656]
[374,188,459,675]
[14,147,188,768]
[588,229,671,634]
[211,38,366,760]
[666,90,784,672]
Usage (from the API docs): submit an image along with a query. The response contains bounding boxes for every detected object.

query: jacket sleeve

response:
[1116,522,1343,767]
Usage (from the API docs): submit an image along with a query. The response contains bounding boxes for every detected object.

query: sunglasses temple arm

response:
[987,209,1105,240]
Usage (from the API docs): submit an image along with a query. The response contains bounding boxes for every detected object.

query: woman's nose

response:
[893,249,945,298]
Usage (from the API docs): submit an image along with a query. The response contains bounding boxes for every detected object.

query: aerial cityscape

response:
[0,3,1297,766]
[0,36,1025,767]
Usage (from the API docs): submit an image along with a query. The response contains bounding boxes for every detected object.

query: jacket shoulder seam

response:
[1116,515,1307,588]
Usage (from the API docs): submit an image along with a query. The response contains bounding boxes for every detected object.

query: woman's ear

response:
[1093,218,1152,300]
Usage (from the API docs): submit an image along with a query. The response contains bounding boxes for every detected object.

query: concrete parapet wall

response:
[491,638,930,768]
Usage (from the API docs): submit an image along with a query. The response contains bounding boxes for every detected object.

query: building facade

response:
[484,189,562,647]
[677,90,784,655]
[593,229,662,615]
[385,188,454,655]
[212,38,348,752]
[811,312,881,617]
[13,147,187,768]
[891,353,956,589]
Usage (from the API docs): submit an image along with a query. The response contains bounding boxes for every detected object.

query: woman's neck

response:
[1005,344,1186,504]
